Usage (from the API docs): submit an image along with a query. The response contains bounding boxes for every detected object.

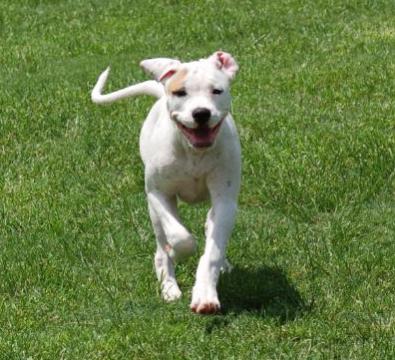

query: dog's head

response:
[140,52,238,149]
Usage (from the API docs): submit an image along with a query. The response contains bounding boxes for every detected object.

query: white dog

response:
[91,51,241,314]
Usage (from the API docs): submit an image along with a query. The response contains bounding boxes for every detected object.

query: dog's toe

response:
[190,286,220,314]
[162,282,182,302]
[191,301,220,315]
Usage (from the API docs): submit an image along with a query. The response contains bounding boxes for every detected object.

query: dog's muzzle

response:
[175,117,225,149]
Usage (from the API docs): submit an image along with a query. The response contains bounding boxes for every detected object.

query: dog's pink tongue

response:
[177,120,223,148]
[190,127,214,147]
[188,127,216,147]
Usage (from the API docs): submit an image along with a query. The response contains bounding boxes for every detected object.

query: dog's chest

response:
[174,176,209,203]
[155,152,216,203]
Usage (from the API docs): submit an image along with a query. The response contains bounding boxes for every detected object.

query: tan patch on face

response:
[167,68,188,93]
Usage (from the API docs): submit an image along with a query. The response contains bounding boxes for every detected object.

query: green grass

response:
[1,0,394,358]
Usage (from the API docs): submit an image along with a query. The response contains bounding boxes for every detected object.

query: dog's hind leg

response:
[149,203,182,302]
[155,247,182,302]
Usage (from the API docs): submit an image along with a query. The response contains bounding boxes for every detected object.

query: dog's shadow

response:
[218,265,309,322]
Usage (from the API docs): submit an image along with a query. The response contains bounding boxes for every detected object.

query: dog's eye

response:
[172,89,187,97]
[212,89,223,95]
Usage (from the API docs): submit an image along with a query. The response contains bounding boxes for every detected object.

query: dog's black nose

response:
[192,108,211,125]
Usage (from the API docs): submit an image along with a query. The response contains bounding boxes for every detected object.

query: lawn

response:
[1,0,394,358]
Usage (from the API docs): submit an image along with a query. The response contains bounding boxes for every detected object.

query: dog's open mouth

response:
[175,119,224,148]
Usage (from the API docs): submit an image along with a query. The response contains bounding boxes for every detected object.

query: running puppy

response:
[92,52,241,314]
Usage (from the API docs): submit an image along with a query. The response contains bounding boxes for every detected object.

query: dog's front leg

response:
[147,191,196,301]
[147,191,197,262]
[191,196,237,314]
[148,199,182,302]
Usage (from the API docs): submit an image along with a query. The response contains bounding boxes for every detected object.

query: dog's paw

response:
[190,286,220,314]
[167,232,197,262]
[162,281,182,302]
[191,301,220,314]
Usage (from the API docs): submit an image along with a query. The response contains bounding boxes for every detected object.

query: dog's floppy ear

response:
[140,58,181,83]
[208,51,238,80]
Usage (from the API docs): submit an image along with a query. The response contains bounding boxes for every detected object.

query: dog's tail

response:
[91,67,165,104]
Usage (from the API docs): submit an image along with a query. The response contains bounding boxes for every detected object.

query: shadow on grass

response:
[218,265,310,322]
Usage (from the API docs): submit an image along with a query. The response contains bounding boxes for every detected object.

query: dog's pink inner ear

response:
[217,52,231,68]
[211,51,238,79]
[159,69,177,82]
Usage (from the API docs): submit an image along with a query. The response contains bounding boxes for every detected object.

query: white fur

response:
[91,52,241,314]
[91,67,164,103]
